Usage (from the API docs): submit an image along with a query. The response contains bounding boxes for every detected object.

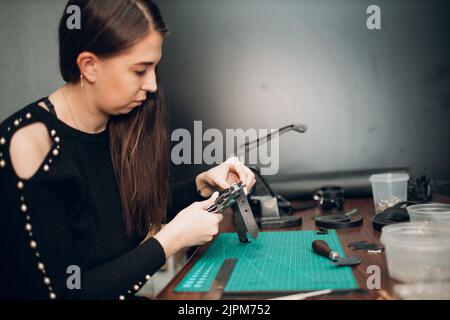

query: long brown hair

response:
[58,0,169,238]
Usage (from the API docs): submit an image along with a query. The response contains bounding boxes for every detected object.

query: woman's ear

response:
[76,52,99,83]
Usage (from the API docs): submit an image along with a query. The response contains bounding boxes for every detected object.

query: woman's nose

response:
[141,71,158,93]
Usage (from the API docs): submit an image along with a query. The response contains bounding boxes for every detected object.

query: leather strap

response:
[233,192,259,242]
[234,206,250,243]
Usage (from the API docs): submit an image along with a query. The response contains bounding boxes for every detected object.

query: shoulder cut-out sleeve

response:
[0,109,166,300]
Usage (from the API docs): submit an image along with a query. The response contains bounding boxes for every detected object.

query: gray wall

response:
[0,0,65,111]
[1,0,449,193]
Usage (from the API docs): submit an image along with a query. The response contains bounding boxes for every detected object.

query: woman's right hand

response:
[153,192,223,259]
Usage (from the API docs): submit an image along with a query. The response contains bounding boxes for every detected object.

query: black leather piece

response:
[233,204,250,243]
[315,216,364,229]
[372,201,419,231]
[315,215,352,223]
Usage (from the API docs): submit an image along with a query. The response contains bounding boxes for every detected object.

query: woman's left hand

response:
[195,157,256,198]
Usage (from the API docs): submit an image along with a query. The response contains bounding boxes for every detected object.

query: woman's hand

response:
[195,157,256,198]
[153,192,223,259]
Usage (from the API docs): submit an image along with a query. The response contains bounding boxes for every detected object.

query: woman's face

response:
[93,30,164,115]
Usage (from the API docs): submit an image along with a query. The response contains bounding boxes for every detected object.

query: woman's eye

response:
[135,70,147,76]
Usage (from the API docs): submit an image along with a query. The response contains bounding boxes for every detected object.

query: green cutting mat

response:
[174,230,359,293]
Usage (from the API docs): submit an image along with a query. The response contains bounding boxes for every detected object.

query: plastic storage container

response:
[407,203,450,223]
[380,222,450,283]
[369,173,409,213]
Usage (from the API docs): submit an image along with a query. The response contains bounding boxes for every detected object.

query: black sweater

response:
[0,97,204,300]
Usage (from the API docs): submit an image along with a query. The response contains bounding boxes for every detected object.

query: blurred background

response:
[1,0,449,196]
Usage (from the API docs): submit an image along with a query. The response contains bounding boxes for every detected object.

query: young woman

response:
[0,0,255,300]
